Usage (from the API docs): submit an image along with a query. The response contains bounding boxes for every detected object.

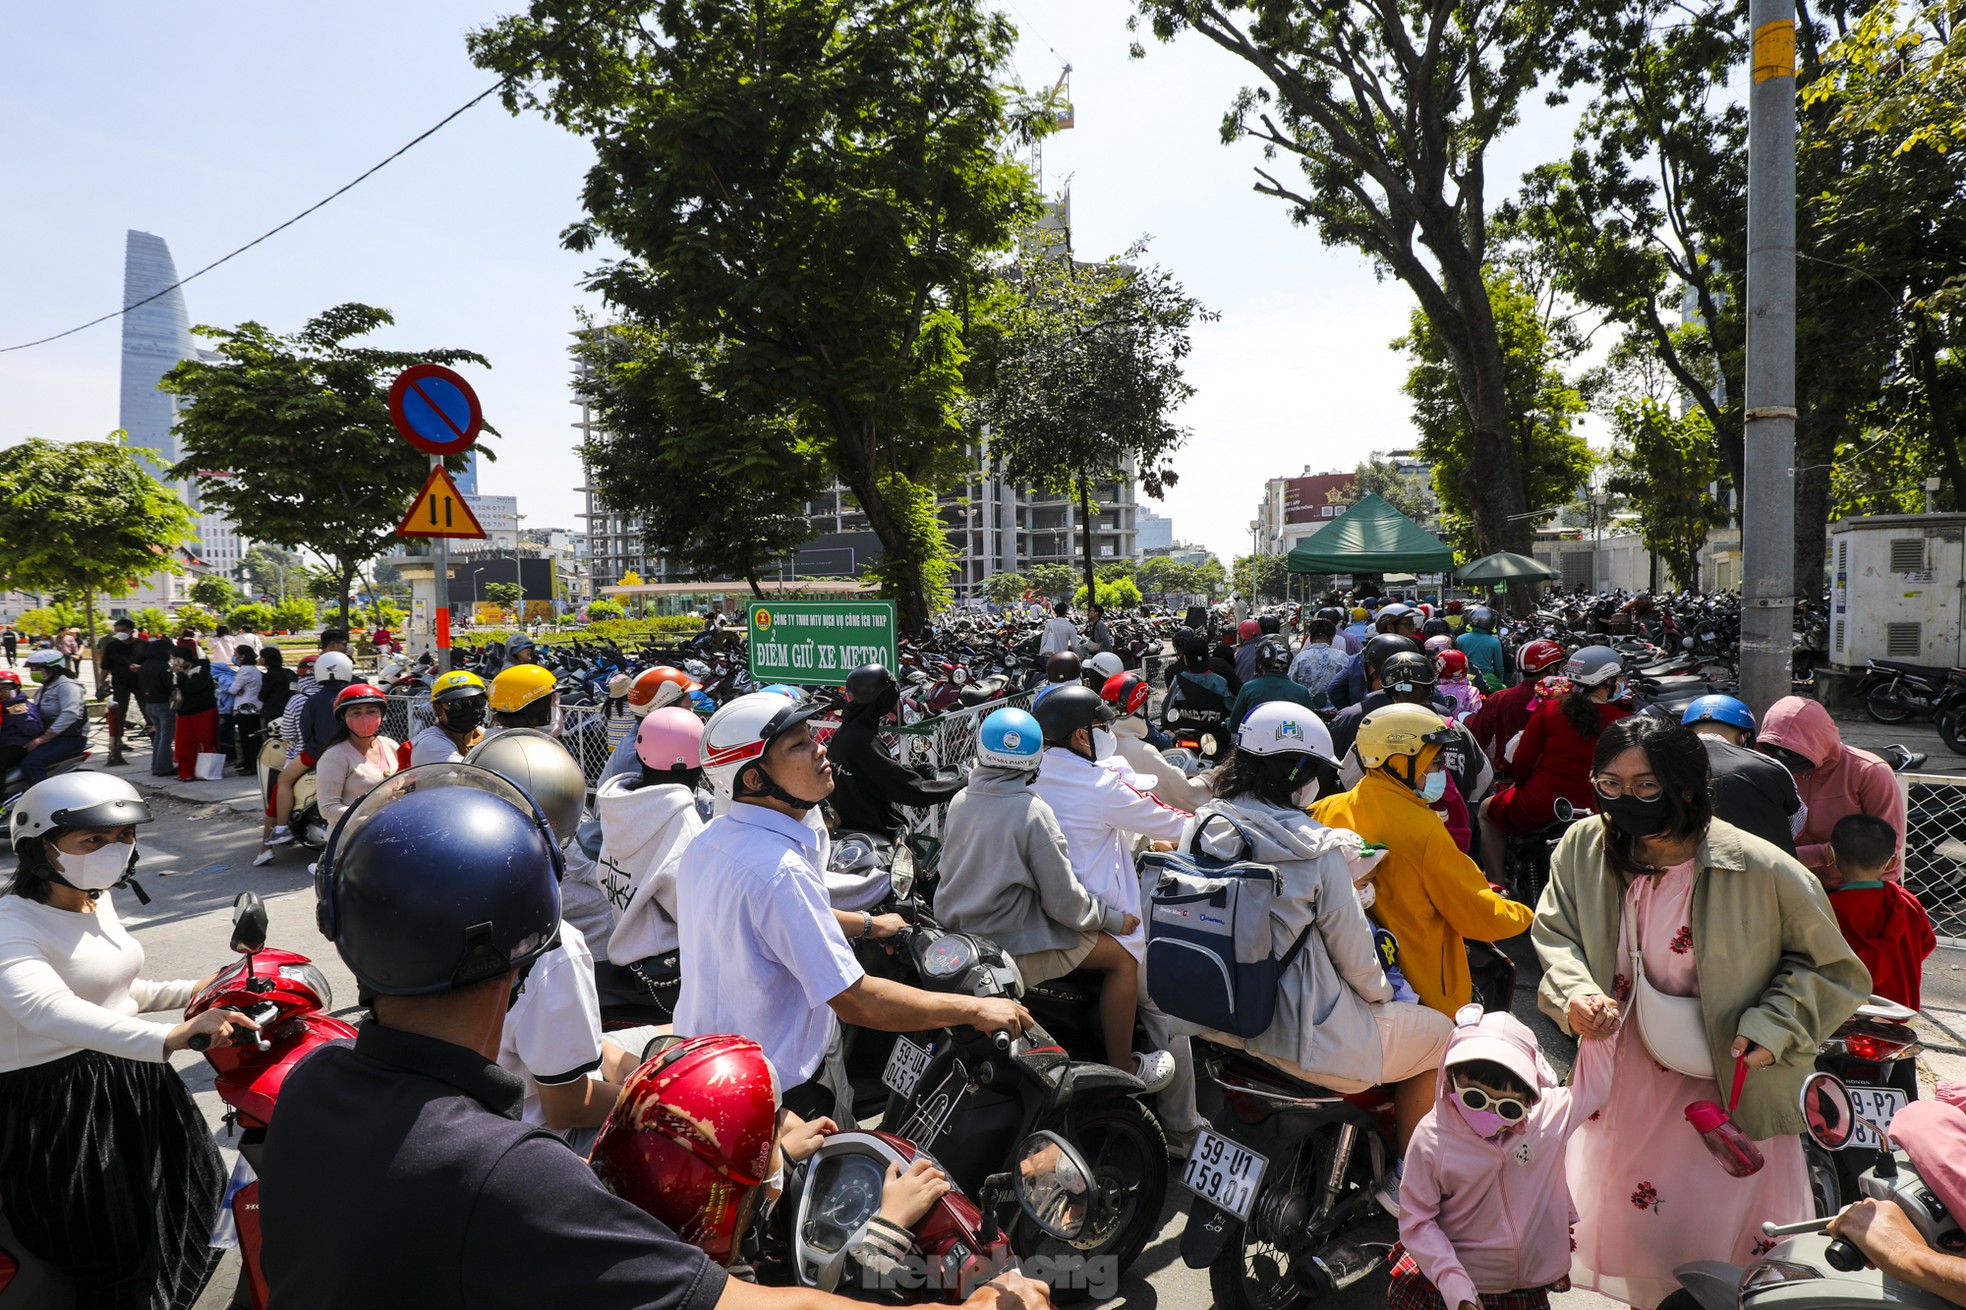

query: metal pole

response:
[1739,0,1798,714]
[431,455,452,674]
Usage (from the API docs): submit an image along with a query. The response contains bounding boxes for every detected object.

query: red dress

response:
[1487,699,1629,831]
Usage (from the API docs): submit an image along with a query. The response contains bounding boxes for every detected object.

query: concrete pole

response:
[1739,0,1798,714]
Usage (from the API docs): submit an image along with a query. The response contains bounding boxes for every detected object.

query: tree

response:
[1233,553,1290,603]
[131,606,172,636]
[162,304,488,634]
[273,597,318,632]
[0,436,196,648]
[227,602,278,632]
[585,597,625,621]
[171,604,220,633]
[242,542,303,601]
[1603,397,1730,588]
[1132,0,1604,558]
[484,582,525,612]
[1396,272,1594,561]
[1353,457,1435,525]
[1136,555,1195,599]
[1095,559,1139,582]
[974,231,1209,602]
[1074,577,1145,610]
[189,575,235,611]
[981,572,1028,605]
[469,0,1042,634]
[1025,562,1080,602]
[1191,555,1231,599]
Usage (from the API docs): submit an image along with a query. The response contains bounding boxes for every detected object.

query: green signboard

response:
[747,600,899,685]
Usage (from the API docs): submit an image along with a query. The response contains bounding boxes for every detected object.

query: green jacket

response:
[1533,817,1870,1139]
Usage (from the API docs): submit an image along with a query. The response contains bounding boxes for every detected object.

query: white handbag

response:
[1625,908,1715,1079]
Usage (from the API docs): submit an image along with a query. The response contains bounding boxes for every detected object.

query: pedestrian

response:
[136,638,176,778]
[1823,813,1934,1010]
[1288,617,1349,706]
[230,648,265,776]
[94,618,143,767]
[1758,696,1907,885]
[1084,603,1113,655]
[257,646,293,723]
[171,642,219,782]
[1535,715,1868,1310]
[1039,602,1078,659]
[1,627,16,667]
[206,625,238,667]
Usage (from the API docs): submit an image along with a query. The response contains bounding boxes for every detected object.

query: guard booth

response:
[1828,512,1966,668]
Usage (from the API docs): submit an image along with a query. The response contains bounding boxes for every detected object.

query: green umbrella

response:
[1456,551,1561,584]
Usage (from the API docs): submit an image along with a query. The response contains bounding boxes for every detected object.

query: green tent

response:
[1285,493,1455,574]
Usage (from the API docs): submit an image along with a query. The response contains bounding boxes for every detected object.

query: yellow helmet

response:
[488,664,558,714]
[431,670,487,704]
[1350,607,1368,621]
[1353,703,1454,771]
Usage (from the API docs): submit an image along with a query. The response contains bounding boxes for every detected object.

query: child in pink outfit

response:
[1391,1005,1618,1310]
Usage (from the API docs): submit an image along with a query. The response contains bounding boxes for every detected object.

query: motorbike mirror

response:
[230,891,269,955]
[1012,1130,1093,1241]
[1552,797,1574,822]
[1800,1071,1858,1152]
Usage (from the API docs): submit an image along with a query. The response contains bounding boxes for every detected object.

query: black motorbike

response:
[1857,658,1952,725]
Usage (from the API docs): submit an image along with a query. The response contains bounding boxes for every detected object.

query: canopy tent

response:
[1456,551,1560,584]
[1285,493,1455,575]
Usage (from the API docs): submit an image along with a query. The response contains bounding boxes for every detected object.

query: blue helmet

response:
[759,684,803,700]
[976,707,1044,771]
[1682,695,1757,735]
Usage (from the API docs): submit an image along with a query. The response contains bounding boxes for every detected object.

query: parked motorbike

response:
[1931,667,1966,754]
[1857,658,1952,725]
[1805,997,1922,1218]
[0,749,92,822]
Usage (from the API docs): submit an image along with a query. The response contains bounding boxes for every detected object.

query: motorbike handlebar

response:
[991,1029,1013,1052]
[1825,1239,1867,1273]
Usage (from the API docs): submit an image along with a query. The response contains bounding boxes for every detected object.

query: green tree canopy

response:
[273,597,318,632]
[131,606,172,636]
[1233,554,1289,603]
[585,597,625,621]
[981,572,1028,605]
[1353,457,1435,525]
[484,582,525,611]
[163,304,488,634]
[227,602,278,632]
[1137,555,1196,599]
[1604,397,1728,588]
[1074,577,1144,611]
[172,603,219,633]
[0,436,196,644]
[469,0,1043,633]
[189,575,236,611]
[1025,562,1080,601]
[242,542,303,600]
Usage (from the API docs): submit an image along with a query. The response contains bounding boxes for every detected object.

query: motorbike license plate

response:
[1848,1084,1909,1150]
[883,1036,933,1098]
[1180,1130,1268,1222]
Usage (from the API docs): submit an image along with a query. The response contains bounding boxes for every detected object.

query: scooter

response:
[0,748,91,823]
[1671,1071,1962,1310]
[255,733,329,850]
[1806,997,1923,1217]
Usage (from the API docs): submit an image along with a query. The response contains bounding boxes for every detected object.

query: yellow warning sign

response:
[396,465,486,539]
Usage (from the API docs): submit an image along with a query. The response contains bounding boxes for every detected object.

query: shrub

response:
[273,597,318,632]
[1073,578,1143,611]
[131,606,173,636]
[586,598,625,621]
[227,602,278,632]
[171,603,220,632]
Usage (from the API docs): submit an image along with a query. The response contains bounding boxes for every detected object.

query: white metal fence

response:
[380,691,632,797]
[1900,772,1966,946]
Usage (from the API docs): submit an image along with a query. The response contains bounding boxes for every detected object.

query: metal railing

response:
[1899,772,1966,946]
[380,690,633,797]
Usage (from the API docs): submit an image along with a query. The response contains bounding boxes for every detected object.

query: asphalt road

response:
[76,718,1964,1310]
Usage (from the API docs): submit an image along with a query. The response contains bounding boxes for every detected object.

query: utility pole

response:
[1739,0,1798,714]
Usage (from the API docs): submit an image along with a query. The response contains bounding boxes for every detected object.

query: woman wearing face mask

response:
[1533,715,1869,1309]
[1194,703,1452,1159]
[314,683,400,826]
[0,774,261,1307]
[1312,704,1534,1019]
[1476,644,1631,885]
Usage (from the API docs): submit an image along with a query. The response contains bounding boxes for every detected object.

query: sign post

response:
[747,600,898,685]
[388,364,486,673]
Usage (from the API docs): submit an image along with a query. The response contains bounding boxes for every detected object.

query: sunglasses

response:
[1454,1083,1530,1122]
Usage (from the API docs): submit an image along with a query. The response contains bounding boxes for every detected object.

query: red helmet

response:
[1517,638,1566,676]
[1435,649,1470,679]
[1101,671,1151,717]
[1237,619,1261,641]
[0,670,18,689]
[627,665,700,718]
[588,1034,780,1266]
[333,682,388,719]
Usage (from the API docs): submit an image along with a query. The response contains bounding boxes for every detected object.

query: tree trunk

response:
[828,431,934,635]
[1079,478,1097,609]
[336,563,354,636]
[1793,410,1836,600]
[746,573,765,600]
[82,590,96,687]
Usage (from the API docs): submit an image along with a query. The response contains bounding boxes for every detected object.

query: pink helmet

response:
[636,706,705,773]
[1424,634,1454,656]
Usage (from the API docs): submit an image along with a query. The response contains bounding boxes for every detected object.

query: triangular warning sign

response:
[396,465,487,539]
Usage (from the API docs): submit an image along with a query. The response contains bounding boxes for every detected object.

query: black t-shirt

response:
[1701,736,1801,855]
[829,705,964,832]
[261,1021,728,1310]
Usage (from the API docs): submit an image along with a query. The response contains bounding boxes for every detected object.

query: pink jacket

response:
[1759,697,1905,882]
[1398,1010,1617,1306]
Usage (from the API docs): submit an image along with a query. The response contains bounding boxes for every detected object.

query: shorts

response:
[1212,1001,1450,1094]
[1012,930,1101,988]
[1387,1242,1566,1310]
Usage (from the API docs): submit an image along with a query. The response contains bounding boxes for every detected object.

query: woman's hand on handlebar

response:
[166,1007,262,1054]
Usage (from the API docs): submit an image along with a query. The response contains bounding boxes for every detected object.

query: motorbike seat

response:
[1871,658,1957,681]
[958,675,1008,707]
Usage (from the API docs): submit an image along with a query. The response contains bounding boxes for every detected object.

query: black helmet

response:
[1421,617,1452,640]
[314,763,562,997]
[1033,684,1112,746]
[1258,614,1282,635]
[1254,636,1291,676]
[1044,651,1083,684]
[1467,606,1497,632]
[1362,633,1423,677]
[844,664,896,705]
[1318,606,1347,626]
[1379,651,1438,692]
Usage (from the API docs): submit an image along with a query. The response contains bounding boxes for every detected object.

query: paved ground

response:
[58,706,1966,1310]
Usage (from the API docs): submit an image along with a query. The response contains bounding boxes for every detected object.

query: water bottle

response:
[1686,1059,1765,1178]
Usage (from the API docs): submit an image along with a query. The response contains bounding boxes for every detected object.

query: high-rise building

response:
[1137,508,1175,554]
[455,449,481,497]
[465,493,521,548]
[119,231,195,478]
[1254,468,1360,556]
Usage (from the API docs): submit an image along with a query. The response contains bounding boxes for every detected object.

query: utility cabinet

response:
[1829,512,1966,668]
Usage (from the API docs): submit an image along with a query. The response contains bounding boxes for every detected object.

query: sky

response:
[0,2,1586,566]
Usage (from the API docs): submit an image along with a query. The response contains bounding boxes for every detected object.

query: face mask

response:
[1092,728,1117,760]
[1290,777,1321,809]
[114,631,132,642]
[547,704,564,738]
[442,701,484,733]
[49,840,137,892]
[1418,770,1448,803]
[1601,792,1672,837]
[1450,1085,1518,1139]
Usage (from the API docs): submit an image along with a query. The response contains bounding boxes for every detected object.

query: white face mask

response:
[1418,770,1448,803]
[547,704,564,738]
[1092,728,1117,761]
[1291,778,1322,809]
[50,840,136,891]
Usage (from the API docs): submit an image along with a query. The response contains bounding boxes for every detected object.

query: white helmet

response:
[1086,651,1124,682]
[23,649,64,671]
[11,773,151,849]
[1235,701,1338,766]
[313,651,355,683]
[701,691,822,796]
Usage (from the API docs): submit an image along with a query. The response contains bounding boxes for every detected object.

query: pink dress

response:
[1566,860,1809,1309]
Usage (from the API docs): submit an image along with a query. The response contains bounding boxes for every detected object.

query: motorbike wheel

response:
[1940,710,1966,756]
[1206,1132,1337,1310]
[1014,1098,1167,1302]
[1866,680,1914,724]
[1805,1139,1843,1220]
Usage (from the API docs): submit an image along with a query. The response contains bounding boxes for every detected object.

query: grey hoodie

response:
[937,765,1126,955]
[1187,796,1394,1083]
[595,774,706,965]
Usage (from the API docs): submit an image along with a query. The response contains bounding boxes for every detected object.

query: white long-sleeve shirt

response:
[1031,746,1191,960]
[0,894,194,1070]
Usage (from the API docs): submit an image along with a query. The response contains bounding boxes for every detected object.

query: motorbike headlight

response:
[1741,1260,1823,1295]
[920,935,977,980]
[890,843,916,899]
[278,962,333,1011]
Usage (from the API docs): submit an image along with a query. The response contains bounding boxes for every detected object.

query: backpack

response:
[1142,814,1312,1038]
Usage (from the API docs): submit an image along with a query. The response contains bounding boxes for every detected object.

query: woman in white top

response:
[0,774,260,1308]
[314,682,400,826]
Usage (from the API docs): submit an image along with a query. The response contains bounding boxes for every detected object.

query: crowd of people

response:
[0,595,1955,1310]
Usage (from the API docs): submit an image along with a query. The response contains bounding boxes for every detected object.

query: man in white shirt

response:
[1038,602,1080,659]
[1028,685,1206,1150]
[675,692,1030,1119]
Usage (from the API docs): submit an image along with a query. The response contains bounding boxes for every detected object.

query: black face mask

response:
[1601,792,1672,838]
[441,700,485,733]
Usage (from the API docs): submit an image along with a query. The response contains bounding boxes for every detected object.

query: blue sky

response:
[0,1,1585,564]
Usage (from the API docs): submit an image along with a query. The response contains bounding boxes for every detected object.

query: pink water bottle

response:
[1686,1060,1765,1178]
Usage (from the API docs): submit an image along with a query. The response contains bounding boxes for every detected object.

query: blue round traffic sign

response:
[388,364,483,455]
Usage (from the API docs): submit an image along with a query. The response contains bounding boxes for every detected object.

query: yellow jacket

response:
[1311,772,1533,1014]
